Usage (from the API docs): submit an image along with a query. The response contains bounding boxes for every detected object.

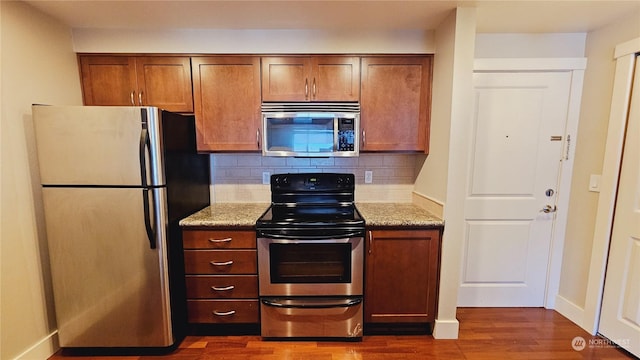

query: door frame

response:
[470,58,586,307]
[581,37,640,335]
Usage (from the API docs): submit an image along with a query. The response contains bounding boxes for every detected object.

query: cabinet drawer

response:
[184,250,257,274]
[183,230,256,249]
[186,275,258,298]
[187,299,259,324]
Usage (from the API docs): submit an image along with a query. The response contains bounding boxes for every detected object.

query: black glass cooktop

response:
[257,172,365,230]
[256,204,364,227]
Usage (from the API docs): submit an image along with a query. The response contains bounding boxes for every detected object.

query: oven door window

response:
[269,243,351,283]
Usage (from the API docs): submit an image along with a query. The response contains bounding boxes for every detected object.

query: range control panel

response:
[271,173,355,192]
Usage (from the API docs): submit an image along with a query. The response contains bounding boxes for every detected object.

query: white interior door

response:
[458,71,572,307]
[598,56,640,358]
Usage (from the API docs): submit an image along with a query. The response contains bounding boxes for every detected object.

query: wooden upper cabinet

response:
[134,57,194,112]
[261,56,360,102]
[191,56,262,152]
[360,56,432,152]
[79,56,137,106]
[78,55,194,112]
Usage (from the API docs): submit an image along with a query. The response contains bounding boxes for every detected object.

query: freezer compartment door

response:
[42,187,173,348]
[33,105,164,186]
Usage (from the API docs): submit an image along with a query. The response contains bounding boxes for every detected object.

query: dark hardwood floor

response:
[49,308,635,359]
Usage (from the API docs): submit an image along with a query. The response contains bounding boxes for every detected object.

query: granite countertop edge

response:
[179,202,444,228]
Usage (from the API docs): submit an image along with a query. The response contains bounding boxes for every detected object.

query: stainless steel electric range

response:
[256,173,365,340]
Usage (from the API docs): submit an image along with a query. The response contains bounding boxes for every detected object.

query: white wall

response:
[555,9,640,332]
[0,2,82,359]
[412,12,454,207]
[475,33,586,58]
[431,6,477,339]
[72,28,435,54]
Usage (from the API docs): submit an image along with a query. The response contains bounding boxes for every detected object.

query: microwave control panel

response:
[337,118,355,152]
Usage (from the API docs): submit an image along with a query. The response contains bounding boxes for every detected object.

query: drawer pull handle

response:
[213,310,236,316]
[211,285,235,291]
[210,260,234,266]
[208,237,232,243]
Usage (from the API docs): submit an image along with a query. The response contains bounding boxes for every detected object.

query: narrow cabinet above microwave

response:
[261,56,360,102]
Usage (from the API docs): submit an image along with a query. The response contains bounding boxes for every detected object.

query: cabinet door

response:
[192,56,262,151]
[135,56,194,112]
[312,56,360,102]
[365,229,441,323]
[79,55,137,106]
[261,56,360,102]
[261,56,311,101]
[360,56,432,152]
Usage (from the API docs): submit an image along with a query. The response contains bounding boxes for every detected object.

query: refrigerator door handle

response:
[143,188,156,249]
[140,122,156,249]
[139,127,150,187]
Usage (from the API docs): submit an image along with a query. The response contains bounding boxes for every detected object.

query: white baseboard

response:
[432,319,460,339]
[554,294,585,330]
[14,331,59,360]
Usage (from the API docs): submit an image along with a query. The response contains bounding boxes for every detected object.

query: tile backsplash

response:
[210,153,425,203]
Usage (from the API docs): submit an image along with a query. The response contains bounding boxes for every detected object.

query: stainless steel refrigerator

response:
[32,105,210,350]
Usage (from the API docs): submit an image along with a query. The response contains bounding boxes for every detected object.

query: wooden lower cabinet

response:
[187,299,259,324]
[364,228,442,329]
[182,228,259,325]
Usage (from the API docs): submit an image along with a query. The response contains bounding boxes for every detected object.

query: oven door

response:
[257,236,364,296]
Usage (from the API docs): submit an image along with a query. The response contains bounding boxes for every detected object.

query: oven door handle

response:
[261,298,362,309]
[257,231,364,240]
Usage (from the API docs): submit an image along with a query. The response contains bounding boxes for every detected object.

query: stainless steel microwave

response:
[261,103,360,157]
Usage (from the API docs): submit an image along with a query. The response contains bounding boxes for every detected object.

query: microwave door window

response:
[266,115,334,154]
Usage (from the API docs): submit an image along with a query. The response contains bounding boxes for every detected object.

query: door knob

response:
[540,205,557,213]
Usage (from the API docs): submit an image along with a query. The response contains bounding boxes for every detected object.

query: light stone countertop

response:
[180,202,443,228]
[179,203,269,227]
[356,202,443,228]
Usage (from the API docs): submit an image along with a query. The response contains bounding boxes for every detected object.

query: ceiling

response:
[22,0,640,33]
